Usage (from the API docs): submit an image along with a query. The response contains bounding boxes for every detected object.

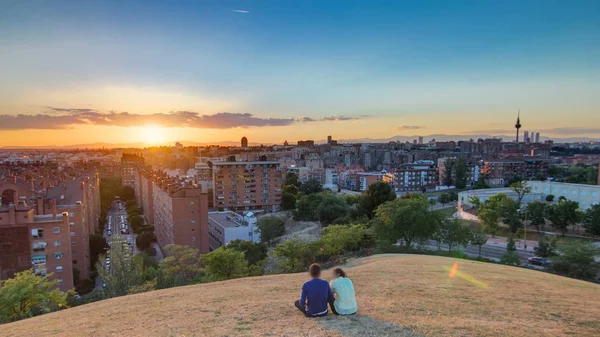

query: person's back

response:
[295,264,334,317]
[330,268,357,315]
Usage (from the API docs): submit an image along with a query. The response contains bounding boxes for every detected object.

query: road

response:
[419,239,534,263]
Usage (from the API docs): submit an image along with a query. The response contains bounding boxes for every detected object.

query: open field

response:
[3,255,600,337]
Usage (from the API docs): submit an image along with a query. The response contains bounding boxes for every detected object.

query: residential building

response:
[208,211,259,250]
[121,154,144,189]
[395,161,438,192]
[212,161,282,212]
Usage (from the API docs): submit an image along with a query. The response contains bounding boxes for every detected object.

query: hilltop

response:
[3,255,599,337]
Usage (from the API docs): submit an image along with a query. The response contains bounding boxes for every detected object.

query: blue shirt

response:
[299,278,334,316]
[330,277,358,315]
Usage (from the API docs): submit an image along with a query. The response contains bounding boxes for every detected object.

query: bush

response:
[273,239,314,273]
[257,216,286,245]
[201,247,248,281]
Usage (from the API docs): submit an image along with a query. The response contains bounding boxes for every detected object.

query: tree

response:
[472,176,490,190]
[136,231,156,251]
[299,179,323,195]
[510,181,531,206]
[315,194,349,225]
[226,240,268,266]
[374,195,443,248]
[442,158,454,187]
[523,201,546,232]
[479,208,501,236]
[121,186,135,201]
[284,172,300,187]
[500,236,521,266]
[294,192,326,221]
[454,157,469,189]
[281,193,297,210]
[357,181,396,218]
[282,184,299,195]
[129,214,145,234]
[257,216,286,245]
[89,233,109,268]
[201,247,248,281]
[97,233,143,299]
[159,244,203,283]
[317,224,369,258]
[546,199,581,236]
[440,219,471,251]
[438,192,451,205]
[534,235,557,258]
[469,230,488,258]
[550,241,600,280]
[0,271,73,323]
[545,194,555,202]
[583,204,600,236]
[273,239,314,273]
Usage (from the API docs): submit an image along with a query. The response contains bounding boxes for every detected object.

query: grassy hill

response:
[3,255,599,337]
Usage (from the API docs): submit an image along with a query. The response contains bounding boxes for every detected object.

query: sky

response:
[1,0,599,146]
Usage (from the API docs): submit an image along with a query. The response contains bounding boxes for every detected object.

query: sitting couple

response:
[294,263,357,317]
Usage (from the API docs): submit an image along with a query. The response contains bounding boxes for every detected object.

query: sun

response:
[138,125,167,145]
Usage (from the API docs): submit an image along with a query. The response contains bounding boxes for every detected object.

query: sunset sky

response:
[1,0,599,146]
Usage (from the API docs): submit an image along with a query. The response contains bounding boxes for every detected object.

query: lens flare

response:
[444,263,488,289]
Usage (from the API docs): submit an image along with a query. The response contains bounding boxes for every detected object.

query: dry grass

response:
[3,255,600,337]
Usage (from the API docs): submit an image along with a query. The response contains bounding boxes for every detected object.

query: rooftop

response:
[208,211,250,228]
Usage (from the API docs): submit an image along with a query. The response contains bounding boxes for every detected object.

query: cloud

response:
[0,109,365,130]
[232,9,249,13]
[395,125,424,130]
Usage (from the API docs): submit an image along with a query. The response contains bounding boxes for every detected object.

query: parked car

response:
[528,257,551,266]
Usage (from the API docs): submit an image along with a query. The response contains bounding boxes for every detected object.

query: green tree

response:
[281,193,297,210]
[226,240,268,266]
[525,201,547,232]
[294,192,326,221]
[0,270,73,323]
[282,184,299,195]
[473,176,490,190]
[583,204,600,236]
[550,241,600,280]
[317,224,369,258]
[510,181,531,206]
[136,231,156,251]
[500,236,521,266]
[454,157,469,189]
[96,233,143,299]
[159,244,203,283]
[129,214,145,234]
[469,230,488,258]
[438,192,451,205]
[89,233,109,269]
[357,181,396,218]
[546,199,581,236]
[273,239,313,273]
[479,208,501,236]
[442,158,454,187]
[441,219,471,251]
[299,179,323,195]
[121,185,136,201]
[533,235,557,258]
[257,216,286,245]
[545,194,555,202]
[316,194,349,225]
[284,172,300,187]
[374,195,443,248]
[201,247,248,281]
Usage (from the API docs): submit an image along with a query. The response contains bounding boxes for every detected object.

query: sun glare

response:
[139,125,167,145]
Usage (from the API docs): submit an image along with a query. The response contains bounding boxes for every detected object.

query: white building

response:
[208,211,260,250]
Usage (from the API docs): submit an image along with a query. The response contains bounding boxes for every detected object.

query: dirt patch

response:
[318,314,423,337]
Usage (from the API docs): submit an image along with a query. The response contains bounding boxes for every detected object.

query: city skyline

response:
[1,0,600,146]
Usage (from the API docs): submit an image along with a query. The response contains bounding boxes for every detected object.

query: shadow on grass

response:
[317,314,423,337]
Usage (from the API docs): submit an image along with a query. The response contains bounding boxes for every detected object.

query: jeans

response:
[294,300,329,317]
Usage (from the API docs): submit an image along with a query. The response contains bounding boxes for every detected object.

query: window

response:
[69,212,75,217]
[72,260,78,265]
[54,240,61,247]
[56,266,63,272]
[70,232,75,237]
[32,228,44,239]
[54,252,64,260]
[57,279,64,284]
[53,227,60,234]
[71,241,76,245]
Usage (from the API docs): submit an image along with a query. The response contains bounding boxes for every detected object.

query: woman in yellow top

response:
[329,268,358,315]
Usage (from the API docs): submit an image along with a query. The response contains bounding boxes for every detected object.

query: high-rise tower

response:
[515,111,522,143]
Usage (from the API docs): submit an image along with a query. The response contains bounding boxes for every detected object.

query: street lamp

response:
[518,207,528,251]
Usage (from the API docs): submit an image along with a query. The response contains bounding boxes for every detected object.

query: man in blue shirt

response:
[294,263,334,317]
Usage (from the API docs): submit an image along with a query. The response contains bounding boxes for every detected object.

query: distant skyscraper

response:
[535,132,540,143]
[524,131,529,143]
[514,111,522,142]
[241,137,248,148]
[327,135,332,144]
[418,136,423,144]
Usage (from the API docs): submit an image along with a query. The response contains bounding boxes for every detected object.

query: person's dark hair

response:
[334,268,347,278]
[309,263,321,277]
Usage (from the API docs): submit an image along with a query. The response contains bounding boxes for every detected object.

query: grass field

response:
[3,255,599,337]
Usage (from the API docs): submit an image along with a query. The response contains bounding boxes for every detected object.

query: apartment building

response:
[0,204,74,292]
[212,161,282,212]
[481,157,549,186]
[395,161,438,192]
[208,211,259,250]
[121,154,144,189]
